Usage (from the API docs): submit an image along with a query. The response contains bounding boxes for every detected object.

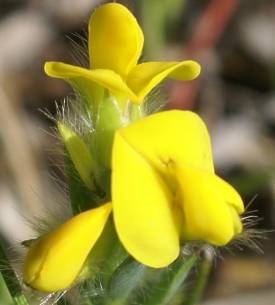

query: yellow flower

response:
[23,203,111,292]
[44,3,200,104]
[23,111,244,292]
[23,2,243,293]
[112,110,244,268]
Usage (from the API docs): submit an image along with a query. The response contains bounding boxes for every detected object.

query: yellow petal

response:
[112,132,180,268]
[127,60,200,100]
[229,206,243,235]
[214,177,244,235]
[118,110,214,175]
[89,3,144,78]
[23,203,111,292]
[214,175,244,214]
[176,166,237,245]
[44,62,138,102]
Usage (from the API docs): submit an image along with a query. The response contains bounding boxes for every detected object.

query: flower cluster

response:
[23,3,244,293]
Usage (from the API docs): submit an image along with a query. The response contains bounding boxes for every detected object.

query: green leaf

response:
[0,272,14,305]
[0,242,29,305]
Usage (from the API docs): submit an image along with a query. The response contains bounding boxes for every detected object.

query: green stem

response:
[184,250,212,305]
[0,242,29,305]
[106,257,147,305]
[143,254,198,305]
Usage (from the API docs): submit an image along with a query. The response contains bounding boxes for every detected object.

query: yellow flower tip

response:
[167,60,201,81]
[23,203,111,292]
[44,61,56,77]
[184,60,201,80]
[44,61,68,79]
[177,166,244,246]
[175,166,237,246]
[44,61,82,79]
[89,2,144,77]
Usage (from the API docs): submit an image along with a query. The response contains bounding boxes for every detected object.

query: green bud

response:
[58,122,95,190]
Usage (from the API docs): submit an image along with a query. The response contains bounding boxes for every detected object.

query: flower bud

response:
[23,203,111,292]
[58,122,95,189]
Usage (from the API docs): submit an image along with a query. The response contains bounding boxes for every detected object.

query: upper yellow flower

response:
[44,3,200,103]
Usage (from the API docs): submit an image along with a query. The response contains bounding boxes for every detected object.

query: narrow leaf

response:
[0,242,29,305]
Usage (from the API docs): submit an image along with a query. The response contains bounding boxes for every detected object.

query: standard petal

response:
[23,203,111,292]
[127,60,200,100]
[89,3,144,78]
[44,62,138,102]
[112,132,180,268]
[176,166,236,245]
[118,110,214,175]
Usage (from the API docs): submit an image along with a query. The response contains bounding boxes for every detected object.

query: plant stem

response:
[143,254,198,305]
[106,257,147,305]
[184,249,212,305]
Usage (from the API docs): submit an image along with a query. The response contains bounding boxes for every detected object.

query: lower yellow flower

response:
[23,110,244,291]
[23,203,111,292]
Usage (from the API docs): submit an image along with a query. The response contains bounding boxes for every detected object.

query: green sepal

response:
[64,152,103,214]
[70,78,105,118]
[58,122,96,190]
[83,219,127,279]
[94,92,129,168]
[129,103,144,122]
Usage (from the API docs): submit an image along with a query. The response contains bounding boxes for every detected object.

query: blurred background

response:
[0,0,275,304]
